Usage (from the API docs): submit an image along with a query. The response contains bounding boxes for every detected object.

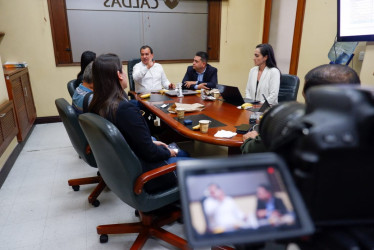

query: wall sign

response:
[65,0,208,61]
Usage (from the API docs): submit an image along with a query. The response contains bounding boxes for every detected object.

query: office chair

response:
[278,74,300,103]
[78,113,188,249]
[67,79,79,97]
[55,98,106,207]
[127,58,141,98]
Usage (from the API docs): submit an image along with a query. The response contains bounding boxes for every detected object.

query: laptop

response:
[165,89,198,96]
[177,153,314,248]
[252,94,271,112]
[218,85,270,112]
[218,85,258,106]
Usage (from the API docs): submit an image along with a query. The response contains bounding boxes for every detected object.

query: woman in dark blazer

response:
[89,53,189,193]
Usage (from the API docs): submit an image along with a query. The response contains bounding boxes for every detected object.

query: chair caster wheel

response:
[72,185,80,191]
[135,210,139,217]
[92,199,100,207]
[100,234,108,243]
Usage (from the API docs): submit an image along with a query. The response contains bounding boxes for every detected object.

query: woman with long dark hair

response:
[76,51,96,85]
[89,53,189,193]
[245,44,280,105]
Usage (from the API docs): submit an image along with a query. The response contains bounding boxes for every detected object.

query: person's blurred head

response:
[302,64,361,99]
[193,51,208,73]
[140,45,154,65]
[89,53,127,118]
[254,44,277,69]
[207,183,225,201]
[256,184,273,201]
[78,51,96,79]
[82,62,94,90]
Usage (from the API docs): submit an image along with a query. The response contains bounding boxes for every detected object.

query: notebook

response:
[177,153,314,248]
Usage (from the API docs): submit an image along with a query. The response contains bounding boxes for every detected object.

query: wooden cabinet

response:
[0,101,18,156]
[4,68,36,141]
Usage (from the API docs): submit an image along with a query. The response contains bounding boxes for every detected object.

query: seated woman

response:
[89,53,190,193]
[241,64,361,154]
[245,44,280,105]
[75,51,96,86]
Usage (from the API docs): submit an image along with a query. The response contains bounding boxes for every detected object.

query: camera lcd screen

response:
[177,153,314,248]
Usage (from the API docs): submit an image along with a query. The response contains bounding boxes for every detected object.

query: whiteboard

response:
[66,0,208,62]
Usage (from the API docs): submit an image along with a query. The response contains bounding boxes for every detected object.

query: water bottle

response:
[249,113,257,125]
[201,89,205,100]
[177,83,184,97]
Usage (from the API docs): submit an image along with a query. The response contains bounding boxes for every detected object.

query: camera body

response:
[260,86,374,226]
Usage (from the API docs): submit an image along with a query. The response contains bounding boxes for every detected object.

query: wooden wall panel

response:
[47,0,73,65]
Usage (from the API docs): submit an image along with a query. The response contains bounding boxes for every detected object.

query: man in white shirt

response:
[203,183,256,233]
[132,45,174,93]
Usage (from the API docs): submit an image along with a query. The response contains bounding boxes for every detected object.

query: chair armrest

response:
[128,90,137,100]
[134,162,177,195]
[128,91,138,100]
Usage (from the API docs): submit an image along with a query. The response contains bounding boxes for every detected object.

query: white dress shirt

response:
[132,62,170,93]
[204,196,247,232]
[245,66,280,105]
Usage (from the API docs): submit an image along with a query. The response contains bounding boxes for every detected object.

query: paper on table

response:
[168,103,205,113]
[214,130,237,138]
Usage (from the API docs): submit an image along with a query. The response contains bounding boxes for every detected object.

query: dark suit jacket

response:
[111,101,170,165]
[107,100,177,193]
[256,197,288,219]
[182,64,218,89]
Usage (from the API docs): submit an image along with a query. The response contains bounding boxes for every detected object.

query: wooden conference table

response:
[136,92,258,154]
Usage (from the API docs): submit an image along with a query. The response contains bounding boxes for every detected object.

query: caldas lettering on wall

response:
[103,0,180,9]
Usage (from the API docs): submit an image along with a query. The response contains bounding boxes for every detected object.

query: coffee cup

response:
[176,108,185,119]
[199,120,211,133]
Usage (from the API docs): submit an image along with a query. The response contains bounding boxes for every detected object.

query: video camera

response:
[260,85,374,226]
[177,86,374,249]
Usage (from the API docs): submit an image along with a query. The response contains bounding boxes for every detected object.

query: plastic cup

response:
[213,92,220,99]
[199,120,211,133]
[255,112,263,123]
[176,108,185,119]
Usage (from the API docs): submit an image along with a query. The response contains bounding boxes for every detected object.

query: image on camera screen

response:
[177,154,314,247]
[187,168,297,233]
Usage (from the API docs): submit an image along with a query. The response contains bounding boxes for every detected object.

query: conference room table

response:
[135,92,259,154]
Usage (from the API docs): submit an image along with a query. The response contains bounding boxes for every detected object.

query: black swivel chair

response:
[67,79,79,97]
[55,98,106,207]
[127,58,141,99]
[278,74,300,103]
[79,113,188,249]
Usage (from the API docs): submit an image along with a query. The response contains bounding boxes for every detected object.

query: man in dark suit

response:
[256,183,288,222]
[182,51,218,90]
